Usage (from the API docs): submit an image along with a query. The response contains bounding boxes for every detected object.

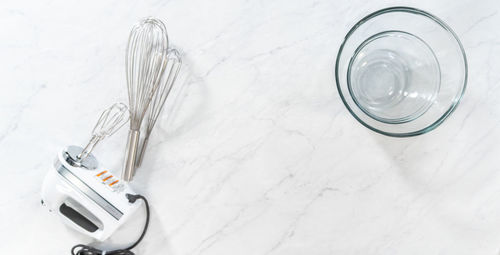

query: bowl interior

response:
[348,30,441,124]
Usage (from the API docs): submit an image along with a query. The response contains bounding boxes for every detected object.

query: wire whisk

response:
[77,103,129,161]
[122,17,169,181]
[136,48,182,167]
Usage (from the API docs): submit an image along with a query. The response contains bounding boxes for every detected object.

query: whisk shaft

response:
[122,130,140,181]
[77,135,100,160]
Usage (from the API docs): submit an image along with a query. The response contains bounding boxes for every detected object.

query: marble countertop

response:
[2,0,500,254]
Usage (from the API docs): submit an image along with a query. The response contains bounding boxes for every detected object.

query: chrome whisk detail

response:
[77,103,129,161]
[136,48,182,167]
[122,17,169,181]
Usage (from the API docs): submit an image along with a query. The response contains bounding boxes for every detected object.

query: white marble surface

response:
[1,0,500,254]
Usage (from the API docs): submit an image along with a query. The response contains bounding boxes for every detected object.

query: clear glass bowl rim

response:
[335,6,468,137]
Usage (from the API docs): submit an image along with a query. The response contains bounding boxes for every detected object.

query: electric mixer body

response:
[40,103,138,241]
[40,18,181,247]
[41,146,141,241]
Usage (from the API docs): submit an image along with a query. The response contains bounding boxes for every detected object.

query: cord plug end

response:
[126,193,139,203]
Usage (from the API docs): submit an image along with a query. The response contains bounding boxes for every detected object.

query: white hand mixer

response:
[41,17,182,255]
[41,103,137,241]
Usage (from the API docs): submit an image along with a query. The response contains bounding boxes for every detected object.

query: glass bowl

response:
[335,7,467,137]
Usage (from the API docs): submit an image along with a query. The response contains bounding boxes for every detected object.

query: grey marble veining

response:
[1,0,500,254]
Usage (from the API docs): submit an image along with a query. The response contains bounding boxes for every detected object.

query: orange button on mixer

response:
[102,175,113,182]
[96,170,107,177]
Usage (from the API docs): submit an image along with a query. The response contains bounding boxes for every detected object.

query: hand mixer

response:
[41,103,138,241]
[41,17,180,255]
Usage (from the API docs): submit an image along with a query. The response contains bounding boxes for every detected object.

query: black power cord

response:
[71,194,150,255]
